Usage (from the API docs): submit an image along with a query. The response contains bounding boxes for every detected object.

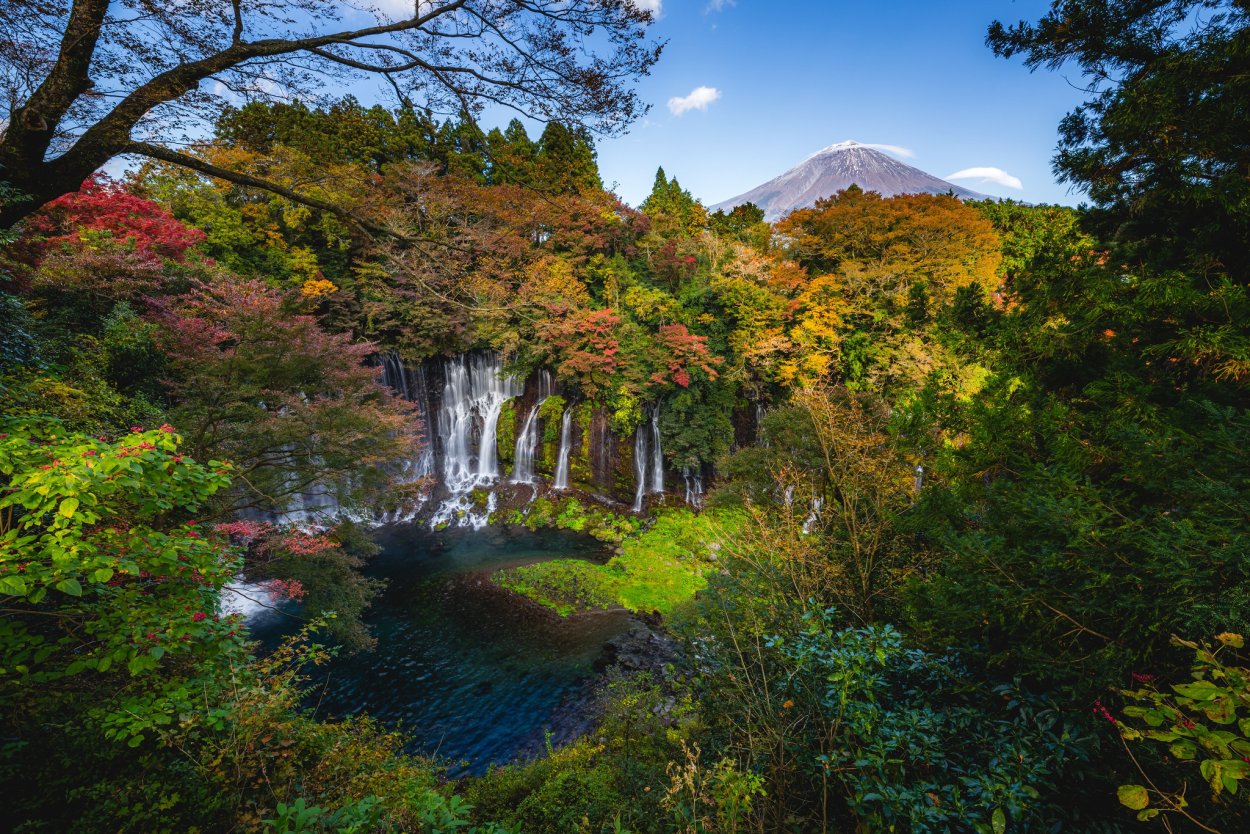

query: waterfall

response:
[632,422,647,513]
[511,371,553,485]
[682,466,704,508]
[649,403,664,494]
[431,352,523,528]
[437,352,522,490]
[913,464,925,493]
[553,407,574,490]
[380,352,435,483]
[802,496,825,534]
[631,403,665,512]
[511,405,541,484]
[221,578,273,622]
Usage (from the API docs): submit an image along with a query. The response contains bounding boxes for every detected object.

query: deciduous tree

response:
[0,0,661,229]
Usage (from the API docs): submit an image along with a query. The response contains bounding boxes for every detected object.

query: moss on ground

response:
[494,507,744,617]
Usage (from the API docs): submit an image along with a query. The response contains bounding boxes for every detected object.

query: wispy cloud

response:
[811,140,915,159]
[668,86,722,116]
[946,166,1023,190]
[630,0,661,14]
[861,142,914,159]
[706,0,735,12]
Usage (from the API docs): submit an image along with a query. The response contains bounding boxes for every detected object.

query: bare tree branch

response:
[0,0,660,228]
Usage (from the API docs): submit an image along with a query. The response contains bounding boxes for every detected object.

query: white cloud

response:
[706,0,735,11]
[809,140,915,160]
[631,0,661,13]
[861,142,914,159]
[946,166,1023,190]
[668,86,721,116]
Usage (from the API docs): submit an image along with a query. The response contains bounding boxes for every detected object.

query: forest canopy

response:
[3,1,1250,832]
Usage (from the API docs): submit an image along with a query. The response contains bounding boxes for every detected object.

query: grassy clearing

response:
[495,507,744,617]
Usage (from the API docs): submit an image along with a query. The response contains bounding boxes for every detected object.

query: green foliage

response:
[497,508,739,617]
[693,599,1086,832]
[0,291,38,372]
[100,301,168,400]
[497,399,518,466]
[778,612,1082,832]
[0,419,235,688]
[988,1,1250,284]
[641,167,707,238]
[662,742,766,834]
[495,559,617,617]
[903,352,1250,697]
[1116,632,1250,829]
[708,202,770,251]
[465,675,689,834]
[971,199,1092,282]
[466,739,637,834]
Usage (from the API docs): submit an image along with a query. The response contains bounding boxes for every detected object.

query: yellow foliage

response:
[300,278,338,298]
[518,254,590,309]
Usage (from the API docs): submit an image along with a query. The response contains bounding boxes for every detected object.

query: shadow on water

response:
[249,524,630,776]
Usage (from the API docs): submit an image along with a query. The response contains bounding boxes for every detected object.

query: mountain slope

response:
[711,140,990,220]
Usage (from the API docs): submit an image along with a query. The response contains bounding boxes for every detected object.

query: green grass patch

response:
[495,507,744,617]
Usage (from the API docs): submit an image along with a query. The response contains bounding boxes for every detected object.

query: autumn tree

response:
[0,0,661,229]
[13,175,206,316]
[777,188,1002,307]
[159,278,411,515]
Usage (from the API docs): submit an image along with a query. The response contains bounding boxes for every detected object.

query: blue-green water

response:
[252,525,629,775]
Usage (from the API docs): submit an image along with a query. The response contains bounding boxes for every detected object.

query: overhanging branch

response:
[127,140,410,243]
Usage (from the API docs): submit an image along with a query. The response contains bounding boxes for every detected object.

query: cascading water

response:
[632,422,648,513]
[511,405,542,484]
[552,407,574,490]
[682,466,704,508]
[802,496,825,534]
[511,372,553,485]
[632,403,666,512]
[649,403,664,494]
[431,353,523,529]
[381,352,435,482]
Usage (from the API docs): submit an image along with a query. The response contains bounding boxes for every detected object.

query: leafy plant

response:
[1117,633,1250,830]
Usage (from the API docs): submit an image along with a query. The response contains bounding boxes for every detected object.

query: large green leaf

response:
[1117,784,1150,811]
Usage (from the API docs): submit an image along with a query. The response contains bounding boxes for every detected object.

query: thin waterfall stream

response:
[552,407,574,490]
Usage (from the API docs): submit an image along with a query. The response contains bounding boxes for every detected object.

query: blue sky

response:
[596,0,1092,208]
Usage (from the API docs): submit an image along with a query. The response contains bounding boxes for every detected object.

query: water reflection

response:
[250,525,629,774]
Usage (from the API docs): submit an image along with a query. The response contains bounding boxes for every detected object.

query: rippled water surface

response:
[252,525,629,774]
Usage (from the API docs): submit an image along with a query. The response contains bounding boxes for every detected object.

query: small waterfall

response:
[649,403,664,494]
[511,371,553,485]
[377,350,437,522]
[632,422,647,513]
[682,466,704,508]
[802,496,825,534]
[221,578,273,622]
[913,464,925,493]
[380,352,435,494]
[553,407,574,490]
[431,352,523,528]
[511,405,542,484]
[631,402,665,512]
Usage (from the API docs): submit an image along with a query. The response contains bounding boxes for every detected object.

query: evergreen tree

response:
[534,122,602,194]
